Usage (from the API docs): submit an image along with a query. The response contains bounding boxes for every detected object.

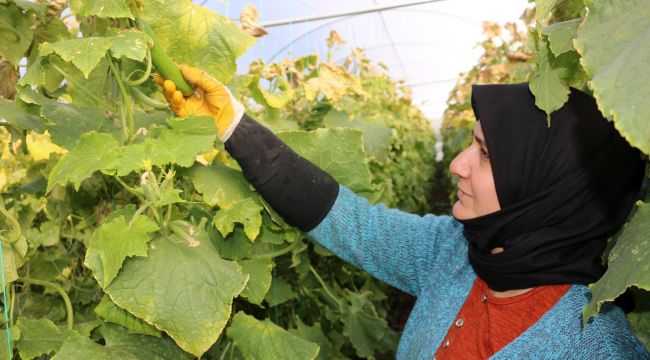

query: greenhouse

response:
[0,0,648,359]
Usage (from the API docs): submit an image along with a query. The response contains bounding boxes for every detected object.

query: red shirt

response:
[434,277,571,359]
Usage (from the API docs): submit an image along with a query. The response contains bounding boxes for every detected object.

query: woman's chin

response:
[452,201,469,220]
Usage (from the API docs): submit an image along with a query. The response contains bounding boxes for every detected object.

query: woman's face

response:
[449,121,501,220]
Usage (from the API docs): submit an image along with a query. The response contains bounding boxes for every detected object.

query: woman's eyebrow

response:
[474,135,487,148]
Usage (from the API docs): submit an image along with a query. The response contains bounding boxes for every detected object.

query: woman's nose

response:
[449,150,470,179]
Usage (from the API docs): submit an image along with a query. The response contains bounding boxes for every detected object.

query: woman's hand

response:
[154,64,245,141]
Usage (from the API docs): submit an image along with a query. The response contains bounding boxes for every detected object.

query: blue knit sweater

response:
[308,186,650,359]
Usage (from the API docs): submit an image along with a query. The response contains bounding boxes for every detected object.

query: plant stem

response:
[8,285,14,328]
[19,278,74,329]
[107,55,135,137]
[113,176,145,201]
[249,240,300,259]
[50,63,116,111]
[309,264,344,311]
[130,204,149,226]
[125,48,152,86]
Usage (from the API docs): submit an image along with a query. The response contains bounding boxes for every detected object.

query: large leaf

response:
[227,312,320,360]
[109,116,217,176]
[41,38,113,78]
[17,87,108,149]
[627,289,650,350]
[47,132,120,192]
[15,318,76,360]
[0,98,45,132]
[69,0,134,19]
[323,109,392,162]
[52,324,192,360]
[542,18,582,56]
[140,0,256,84]
[341,292,388,358]
[89,214,158,287]
[277,128,373,193]
[87,223,247,357]
[574,0,650,155]
[0,326,20,360]
[583,202,650,322]
[213,198,263,241]
[106,28,151,61]
[189,162,259,208]
[289,319,340,360]
[94,296,160,337]
[529,30,570,122]
[238,259,274,305]
[0,4,33,66]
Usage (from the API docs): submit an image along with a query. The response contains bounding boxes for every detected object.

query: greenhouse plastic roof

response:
[204,0,530,129]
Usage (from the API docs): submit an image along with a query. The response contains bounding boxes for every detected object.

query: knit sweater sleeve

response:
[308,185,465,297]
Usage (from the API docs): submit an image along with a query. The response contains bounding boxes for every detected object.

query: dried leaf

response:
[240,4,268,38]
[0,59,19,100]
[326,30,346,48]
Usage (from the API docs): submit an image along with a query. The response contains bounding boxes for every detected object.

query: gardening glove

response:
[154,64,245,142]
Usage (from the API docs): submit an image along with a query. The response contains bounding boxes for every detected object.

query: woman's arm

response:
[158,66,466,296]
[226,115,465,296]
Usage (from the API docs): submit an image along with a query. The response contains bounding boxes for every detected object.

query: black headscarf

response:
[456,83,645,291]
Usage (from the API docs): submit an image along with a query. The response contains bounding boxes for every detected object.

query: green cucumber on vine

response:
[135,19,194,96]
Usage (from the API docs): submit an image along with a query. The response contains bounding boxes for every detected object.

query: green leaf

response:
[140,0,256,84]
[0,98,45,132]
[0,4,33,66]
[238,259,274,304]
[289,319,341,360]
[583,202,650,322]
[536,0,558,21]
[28,251,67,281]
[341,291,388,358]
[529,30,570,122]
[627,289,650,350]
[90,222,247,357]
[52,325,192,360]
[70,0,134,19]
[13,0,48,16]
[323,109,392,162]
[41,38,113,78]
[25,221,60,248]
[189,162,259,208]
[574,0,650,155]
[265,277,297,307]
[227,312,320,360]
[98,324,192,359]
[17,87,109,149]
[89,214,158,287]
[277,128,373,193]
[212,228,253,261]
[541,18,582,56]
[94,296,161,337]
[109,116,217,175]
[51,332,111,360]
[16,318,76,360]
[249,76,295,109]
[47,132,120,192]
[0,326,20,360]
[213,198,263,241]
[107,28,151,61]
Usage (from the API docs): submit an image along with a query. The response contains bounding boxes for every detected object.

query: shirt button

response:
[443,339,450,348]
[481,294,487,303]
[455,318,464,327]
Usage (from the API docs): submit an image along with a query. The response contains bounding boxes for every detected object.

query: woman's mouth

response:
[457,187,470,198]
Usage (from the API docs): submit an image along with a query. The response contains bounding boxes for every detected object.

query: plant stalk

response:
[19,278,74,329]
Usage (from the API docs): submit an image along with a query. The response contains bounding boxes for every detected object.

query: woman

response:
[157,65,649,359]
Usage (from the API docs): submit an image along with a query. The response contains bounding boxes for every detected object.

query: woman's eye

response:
[480,147,490,159]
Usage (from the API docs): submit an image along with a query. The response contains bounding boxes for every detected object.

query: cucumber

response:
[136,19,194,96]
